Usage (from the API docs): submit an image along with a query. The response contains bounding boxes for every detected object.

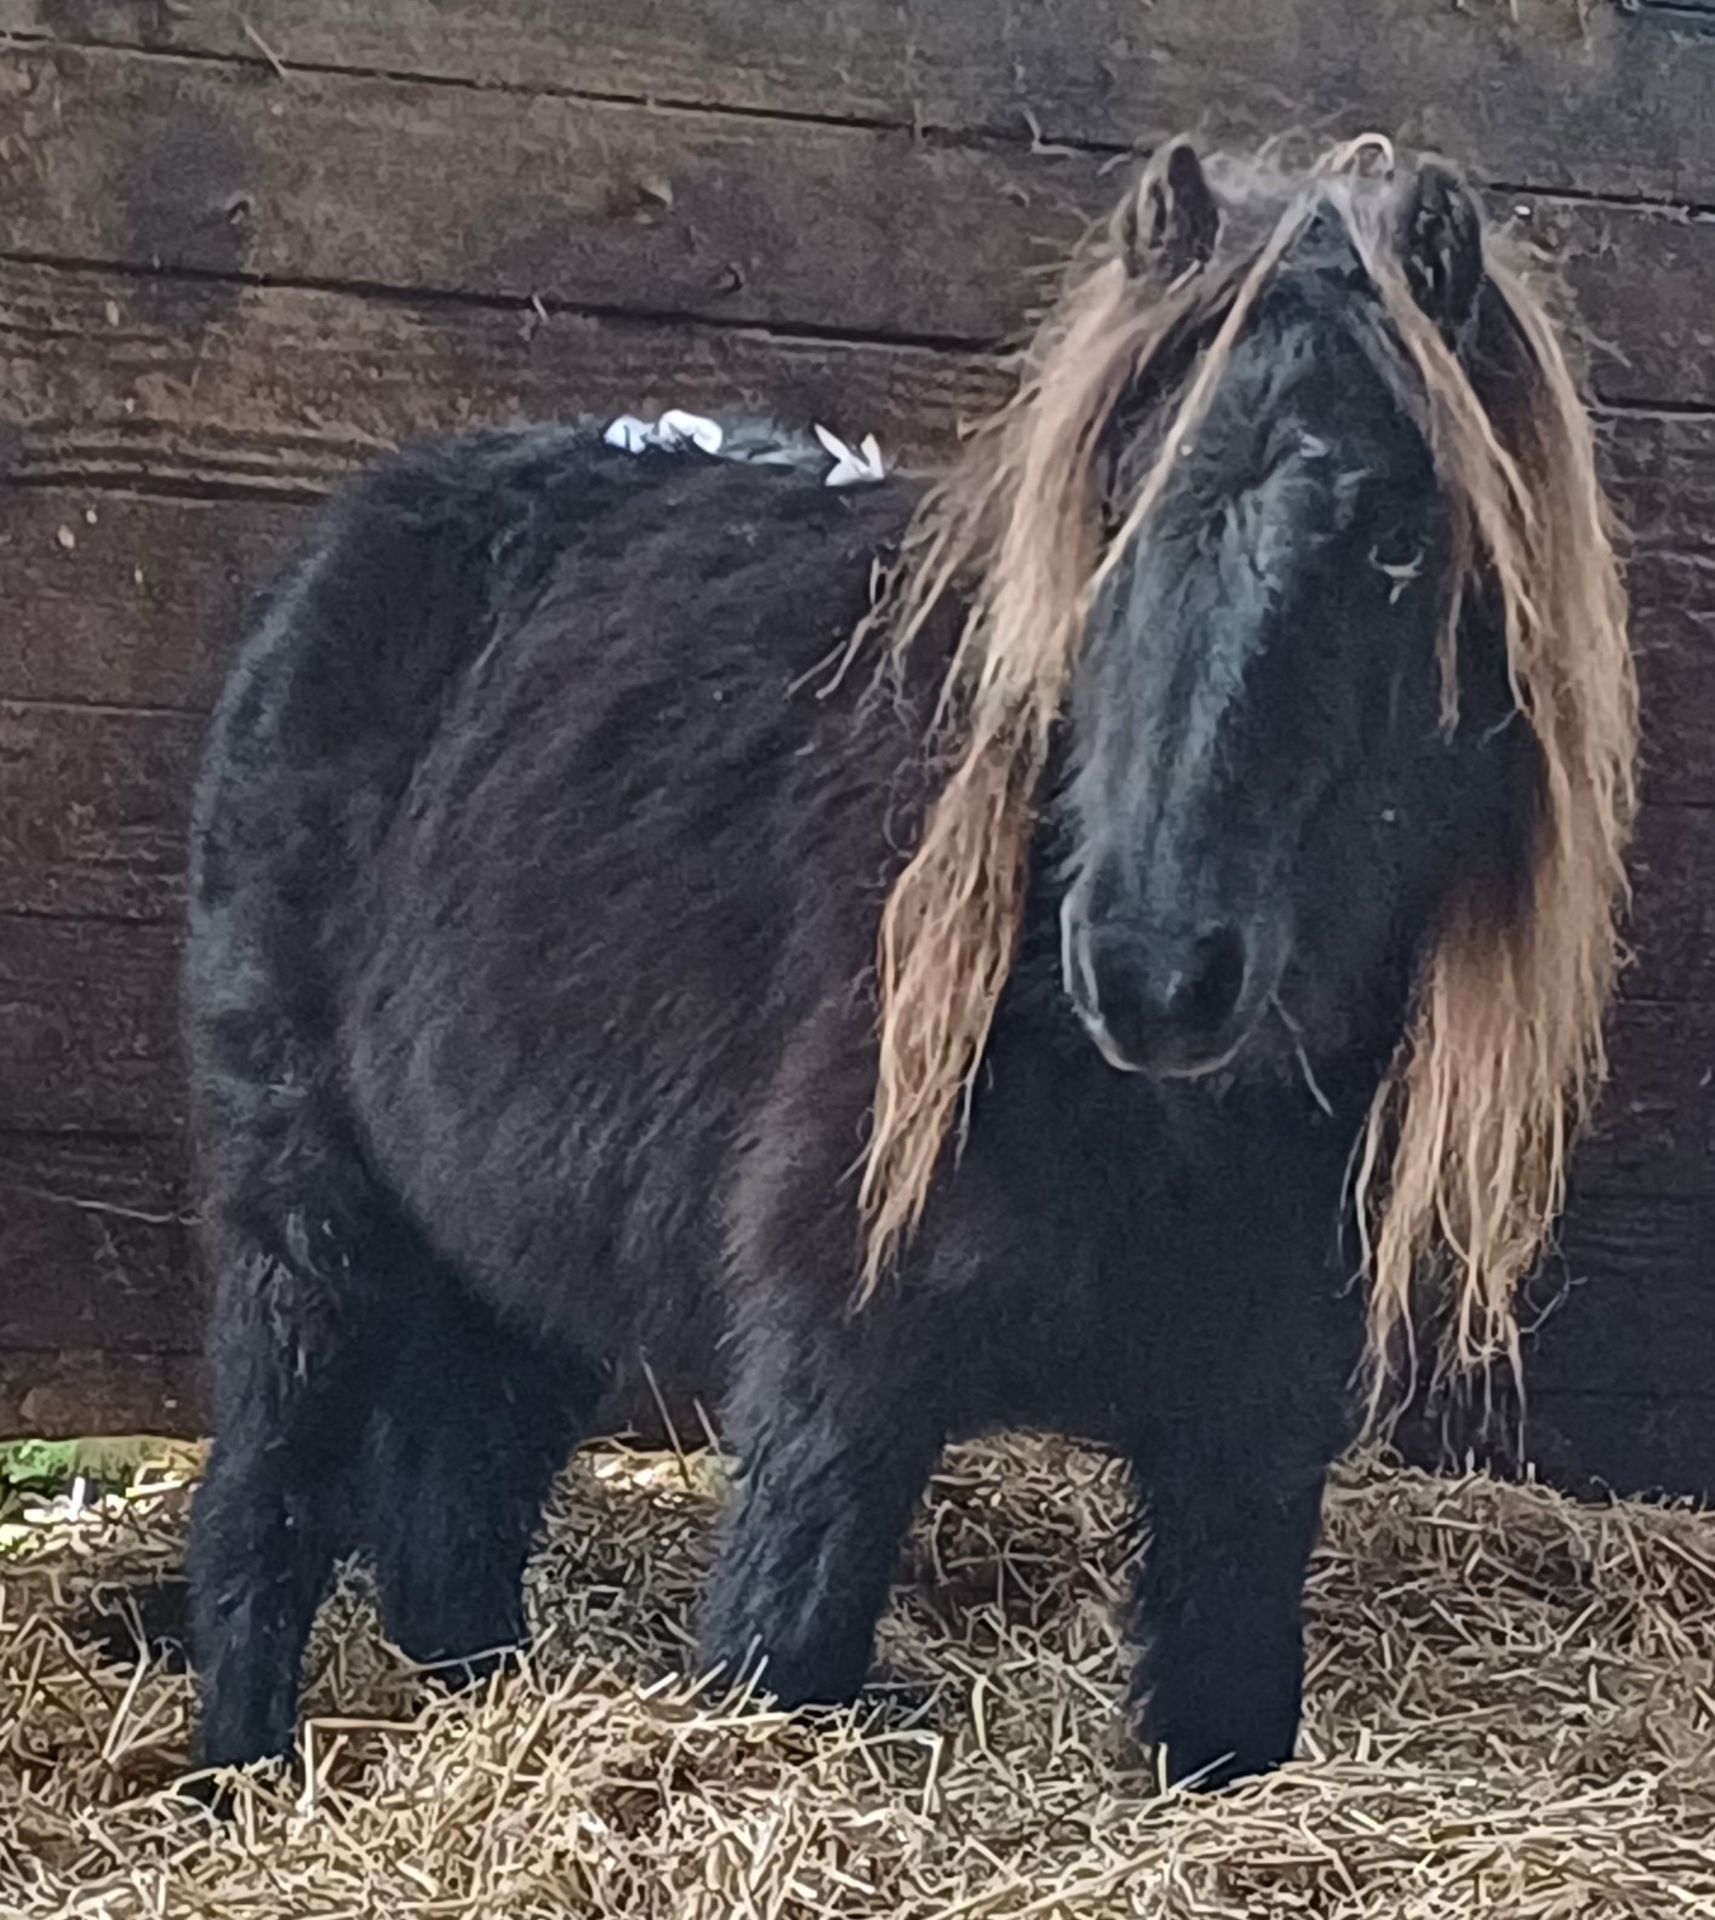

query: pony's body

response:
[190,433,1366,1780]
[185,148,1633,1791]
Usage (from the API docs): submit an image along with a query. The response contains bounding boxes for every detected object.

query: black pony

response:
[183,143,1633,1789]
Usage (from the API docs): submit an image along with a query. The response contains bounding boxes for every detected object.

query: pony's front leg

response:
[1127,1424,1333,1788]
[699,1318,944,1709]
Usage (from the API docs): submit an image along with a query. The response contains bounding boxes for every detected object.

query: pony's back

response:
[186,428,926,1304]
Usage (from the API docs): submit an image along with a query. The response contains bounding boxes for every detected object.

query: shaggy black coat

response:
[184,418,1510,1790]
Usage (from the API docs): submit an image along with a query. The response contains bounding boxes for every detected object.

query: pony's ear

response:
[1397,161,1485,336]
[1115,141,1220,281]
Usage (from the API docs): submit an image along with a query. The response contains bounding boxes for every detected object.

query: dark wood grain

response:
[0,1345,203,1437]
[1,45,1711,408]
[4,1179,1712,1472]
[1602,411,1715,559]
[1629,552,1715,806]
[3,0,1714,1483]
[0,1133,198,1353]
[5,0,1712,204]
[10,1328,1714,1496]
[0,701,203,920]
[0,916,182,1136]
[1578,1003,1715,1200]
[0,258,1005,494]
[1519,1390,1715,1503]
[1533,1194,1715,1402]
[0,43,1102,348]
[0,487,302,709]
[1511,195,1715,413]
[1625,802,1715,1005]
[3,258,1712,544]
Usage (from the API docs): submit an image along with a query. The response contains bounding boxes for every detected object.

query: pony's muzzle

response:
[1062,900,1252,1077]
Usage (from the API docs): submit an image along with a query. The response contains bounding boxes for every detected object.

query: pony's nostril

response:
[1068,919,1251,1071]
[1166,929,1247,1037]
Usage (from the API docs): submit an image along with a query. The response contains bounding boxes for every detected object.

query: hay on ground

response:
[3,1440,1714,1917]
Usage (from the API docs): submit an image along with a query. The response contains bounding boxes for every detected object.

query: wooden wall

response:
[2,1,1713,1491]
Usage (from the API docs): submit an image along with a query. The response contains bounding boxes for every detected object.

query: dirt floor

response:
[4,1437,1714,1917]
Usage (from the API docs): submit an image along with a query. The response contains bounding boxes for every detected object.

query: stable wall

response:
[2,0,1714,1492]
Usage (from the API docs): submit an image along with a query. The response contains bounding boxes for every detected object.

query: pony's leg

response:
[189,1216,374,1773]
[1126,1422,1332,1788]
[698,1324,944,1708]
[361,1278,599,1675]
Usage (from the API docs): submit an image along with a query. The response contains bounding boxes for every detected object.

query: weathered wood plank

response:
[0,1133,198,1353]
[1515,195,1715,412]
[0,1,1709,1486]
[1530,1194,1715,1402]
[0,701,203,920]
[1629,552,1715,806]
[0,43,1103,348]
[1580,1003,1715,1199]
[5,0,1712,206]
[0,258,1005,493]
[1504,1388,1715,1502]
[1530,1382,1715,1503]
[0,1344,203,1437]
[3,259,1711,550]
[0,916,182,1135]
[8,1334,1711,1490]
[0,1169,1642,1408]
[1,537,1712,943]
[1604,412,1715,559]
[7,1338,1714,1487]
[0,1153,1709,1434]
[0,487,299,709]
[0,45,1709,407]
[1625,801,1715,1004]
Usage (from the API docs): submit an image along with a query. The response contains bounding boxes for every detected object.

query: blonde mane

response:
[856,138,1638,1410]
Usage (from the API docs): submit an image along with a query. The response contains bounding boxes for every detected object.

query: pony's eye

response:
[1370,526,1419,568]
[1369,538,1427,602]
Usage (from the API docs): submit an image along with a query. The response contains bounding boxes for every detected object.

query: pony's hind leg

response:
[360,1271,600,1678]
[189,1203,376,1773]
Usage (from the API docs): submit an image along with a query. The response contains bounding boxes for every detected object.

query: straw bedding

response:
[4,1438,1714,1917]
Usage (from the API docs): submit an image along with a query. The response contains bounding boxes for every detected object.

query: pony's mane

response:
[856,137,1638,1410]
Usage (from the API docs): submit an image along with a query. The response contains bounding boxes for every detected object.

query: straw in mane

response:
[857,137,1638,1406]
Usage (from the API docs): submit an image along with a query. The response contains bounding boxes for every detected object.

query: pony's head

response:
[861,139,1637,1402]
[1063,154,1524,1082]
